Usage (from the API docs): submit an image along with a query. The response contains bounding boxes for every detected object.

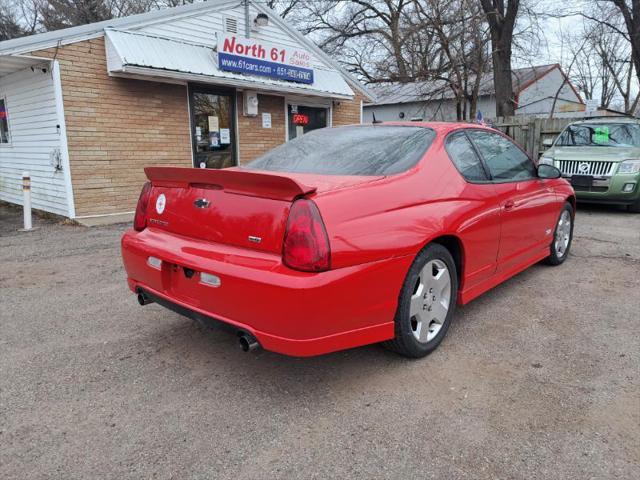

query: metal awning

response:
[105,29,354,100]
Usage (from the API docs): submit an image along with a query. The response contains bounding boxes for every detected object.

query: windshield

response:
[555,123,640,148]
[245,125,436,176]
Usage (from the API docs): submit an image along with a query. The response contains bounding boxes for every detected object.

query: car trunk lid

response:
[144,167,317,254]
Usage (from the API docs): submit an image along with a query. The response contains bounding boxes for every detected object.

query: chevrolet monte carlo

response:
[121,123,575,358]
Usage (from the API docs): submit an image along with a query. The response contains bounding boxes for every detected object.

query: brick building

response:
[0,1,371,224]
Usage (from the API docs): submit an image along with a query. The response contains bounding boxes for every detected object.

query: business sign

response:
[217,34,314,85]
[584,99,599,115]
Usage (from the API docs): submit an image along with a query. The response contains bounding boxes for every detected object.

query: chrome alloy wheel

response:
[409,259,452,343]
[554,210,572,257]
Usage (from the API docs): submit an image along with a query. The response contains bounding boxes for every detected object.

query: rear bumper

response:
[121,228,412,356]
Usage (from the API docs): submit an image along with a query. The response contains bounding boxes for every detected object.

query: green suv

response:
[540,118,640,212]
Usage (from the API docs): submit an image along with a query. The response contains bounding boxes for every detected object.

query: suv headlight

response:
[618,160,640,174]
[539,156,554,166]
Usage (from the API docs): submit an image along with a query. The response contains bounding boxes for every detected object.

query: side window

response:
[0,97,9,144]
[445,131,488,182]
[467,130,536,181]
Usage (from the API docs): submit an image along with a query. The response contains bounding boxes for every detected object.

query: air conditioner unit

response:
[243,91,259,116]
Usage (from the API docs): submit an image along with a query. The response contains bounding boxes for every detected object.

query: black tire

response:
[628,198,640,213]
[545,202,574,266]
[384,243,458,358]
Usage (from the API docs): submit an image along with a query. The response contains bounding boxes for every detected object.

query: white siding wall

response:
[363,95,497,123]
[0,63,70,216]
[134,4,333,71]
[517,68,581,110]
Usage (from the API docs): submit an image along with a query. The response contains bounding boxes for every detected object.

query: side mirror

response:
[542,138,554,147]
[538,164,561,179]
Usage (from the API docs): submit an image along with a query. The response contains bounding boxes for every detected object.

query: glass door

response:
[190,87,236,169]
[288,104,328,140]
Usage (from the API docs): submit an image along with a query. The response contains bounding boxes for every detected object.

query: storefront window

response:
[190,88,236,168]
[288,104,328,140]
[0,98,9,144]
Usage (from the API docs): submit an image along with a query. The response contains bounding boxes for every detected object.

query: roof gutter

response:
[113,65,354,100]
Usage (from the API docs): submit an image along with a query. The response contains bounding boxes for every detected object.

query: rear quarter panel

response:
[313,138,502,292]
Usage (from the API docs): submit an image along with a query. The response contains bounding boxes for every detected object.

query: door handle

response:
[504,200,515,210]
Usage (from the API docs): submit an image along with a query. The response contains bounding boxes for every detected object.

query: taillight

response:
[283,199,330,272]
[133,182,152,232]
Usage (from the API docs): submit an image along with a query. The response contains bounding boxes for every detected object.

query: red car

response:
[121,123,575,358]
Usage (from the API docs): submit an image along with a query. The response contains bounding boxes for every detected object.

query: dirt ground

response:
[1,202,638,480]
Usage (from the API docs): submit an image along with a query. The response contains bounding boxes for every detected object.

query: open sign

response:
[292,113,309,126]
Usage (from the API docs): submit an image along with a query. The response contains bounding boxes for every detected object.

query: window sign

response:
[220,128,231,144]
[217,34,314,84]
[262,113,272,129]
[594,126,609,144]
[0,98,9,144]
[208,115,219,132]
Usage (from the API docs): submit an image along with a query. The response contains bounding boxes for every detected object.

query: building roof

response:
[0,1,233,55]
[0,0,373,101]
[366,64,564,106]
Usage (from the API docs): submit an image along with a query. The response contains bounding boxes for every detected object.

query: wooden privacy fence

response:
[489,116,577,158]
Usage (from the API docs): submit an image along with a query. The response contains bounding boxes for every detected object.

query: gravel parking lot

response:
[1,202,639,479]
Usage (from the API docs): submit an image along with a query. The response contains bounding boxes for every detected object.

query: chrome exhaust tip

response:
[137,292,153,306]
[239,333,259,352]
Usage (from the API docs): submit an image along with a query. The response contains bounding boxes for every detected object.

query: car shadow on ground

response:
[130,257,548,395]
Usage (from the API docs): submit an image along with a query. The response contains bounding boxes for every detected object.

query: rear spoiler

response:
[145,167,316,201]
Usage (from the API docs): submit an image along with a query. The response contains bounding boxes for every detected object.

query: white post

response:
[22,171,32,231]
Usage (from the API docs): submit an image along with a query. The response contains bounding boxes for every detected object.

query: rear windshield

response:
[556,123,640,148]
[245,125,436,176]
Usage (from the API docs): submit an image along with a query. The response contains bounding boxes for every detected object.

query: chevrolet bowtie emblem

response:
[193,198,210,208]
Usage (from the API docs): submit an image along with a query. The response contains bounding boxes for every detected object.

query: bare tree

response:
[37,0,113,31]
[0,4,25,40]
[299,0,421,82]
[556,4,639,115]
[414,0,490,120]
[478,0,520,117]
[265,0,302,19]
[607,0,640,88]
[291,0,493,121]
[1,0,40,40]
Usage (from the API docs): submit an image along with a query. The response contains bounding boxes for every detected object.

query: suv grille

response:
[557,160,615,177]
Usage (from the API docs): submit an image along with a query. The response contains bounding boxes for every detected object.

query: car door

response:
[466,130,559,273]
[444,130,501,289]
